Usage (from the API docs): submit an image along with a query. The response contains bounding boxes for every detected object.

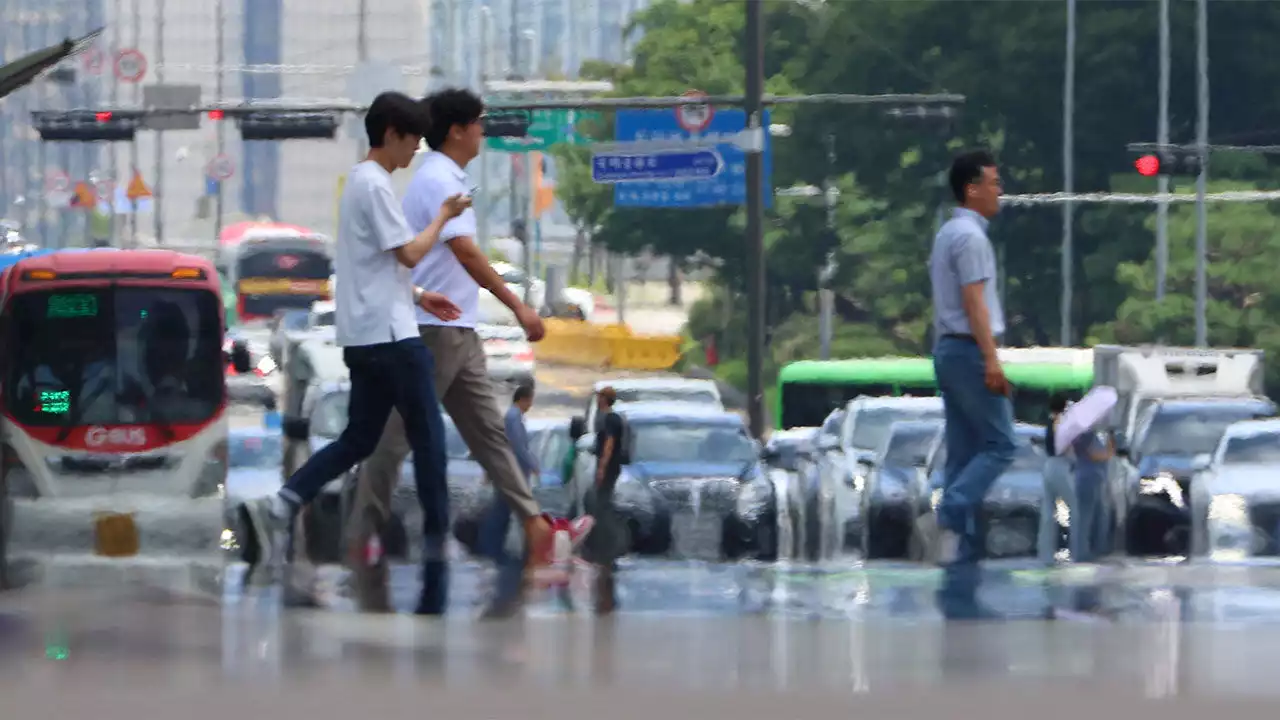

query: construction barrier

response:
[536,318,683,371]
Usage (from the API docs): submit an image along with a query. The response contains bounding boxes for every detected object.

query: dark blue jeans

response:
[933,336,1017,564]
[477,497,525,604]
[283,339,449,546]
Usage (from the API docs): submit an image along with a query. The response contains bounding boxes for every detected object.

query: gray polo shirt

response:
[929,207,1004,341]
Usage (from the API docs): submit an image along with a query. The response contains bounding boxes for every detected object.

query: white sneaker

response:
[242,496,291,569]
[936,529,961,566]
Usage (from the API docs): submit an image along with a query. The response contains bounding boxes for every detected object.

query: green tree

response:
[1088,181,1280,390]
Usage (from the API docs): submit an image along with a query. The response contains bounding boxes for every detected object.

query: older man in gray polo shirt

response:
[928,149,1017,566]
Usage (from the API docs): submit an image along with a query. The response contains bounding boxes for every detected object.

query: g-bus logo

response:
[275,255,300,270]
[85,426,147,448]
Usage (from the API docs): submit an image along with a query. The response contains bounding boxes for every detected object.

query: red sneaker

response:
[532,514,595,587]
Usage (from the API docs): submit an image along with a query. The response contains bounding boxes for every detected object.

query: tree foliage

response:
[550,0,1280,388]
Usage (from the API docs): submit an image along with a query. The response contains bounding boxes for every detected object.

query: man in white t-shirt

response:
[350,88,590,615]
[236,92,470,612]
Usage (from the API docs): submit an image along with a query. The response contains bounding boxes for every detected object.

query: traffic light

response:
[238,112,339,140]
[1133,148,1204,177]
[483,110,531,138]
[33,110,138,141]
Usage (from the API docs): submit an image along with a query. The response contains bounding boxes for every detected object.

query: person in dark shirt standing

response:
[581,387,627,614]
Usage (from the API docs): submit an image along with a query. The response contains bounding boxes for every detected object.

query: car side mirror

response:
[816,436,839,452]
[568,416,587,441]
[760,446,780,463]
[1192,453,1212,472]
[229,341,252,374]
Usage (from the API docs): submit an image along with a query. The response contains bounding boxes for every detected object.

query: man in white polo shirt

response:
[237,92,470,614]
[350,88,587,615]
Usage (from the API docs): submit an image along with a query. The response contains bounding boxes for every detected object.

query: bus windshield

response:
[237,245,332,319]
[780,381,936,430]
[6,287,224,427]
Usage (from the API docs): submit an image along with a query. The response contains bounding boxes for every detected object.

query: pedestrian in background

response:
[928,149,1016,567]
[581,387,628,614]
[1068,420,1114,563]
[1039,393,1075,564]
[478,383,540,618]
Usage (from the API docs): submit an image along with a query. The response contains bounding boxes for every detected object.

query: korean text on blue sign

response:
[591,150,724,184]
[612,109,772,209]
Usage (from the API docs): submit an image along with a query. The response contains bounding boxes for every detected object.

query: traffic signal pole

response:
[1193,0,1209,347]
[1155,0,1170,304]
[744,0,766,439]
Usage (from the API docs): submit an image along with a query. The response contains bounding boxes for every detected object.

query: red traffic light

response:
[207,110,224,121]
[94,111,112,122]
[1135,154,1160,177]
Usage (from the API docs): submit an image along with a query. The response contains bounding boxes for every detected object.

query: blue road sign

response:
[591,149,723,184]
[611,108,771,209]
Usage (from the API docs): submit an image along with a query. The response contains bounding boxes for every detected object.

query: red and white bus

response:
[0,249,248,583]
[218,221,333,323]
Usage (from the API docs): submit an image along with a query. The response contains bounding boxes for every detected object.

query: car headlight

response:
[1139,472,1185,509]
[1055,498,1070,528]
[1208,494,1248,525]
[931,488,943,511]
[845,466,867,492]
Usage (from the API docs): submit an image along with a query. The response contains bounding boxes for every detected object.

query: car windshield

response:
[883,425,940,466]
[230,433,283,468]
[849,406,943,450]
[1223,432,1280,465]
[630,421,756,464]
[6,286,223,427]
[1140,404,1275,456]
[281,310,309,331]
[614,387,720,406]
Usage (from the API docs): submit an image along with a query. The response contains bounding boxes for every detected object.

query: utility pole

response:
[129,0,140,247]
[154,0,165,245]
[107,0,121,245]
[744,0,766,437]
[818,132,837,361]
[1193,0,1209,347]
[477,5,492,253]
[214,0,225,244]
[1060,0,1076,346]
[356,0,368,162]
[1155,0,1170,303]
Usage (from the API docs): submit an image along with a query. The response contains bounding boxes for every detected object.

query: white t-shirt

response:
[403,152,480,328]
[333,160,419,347]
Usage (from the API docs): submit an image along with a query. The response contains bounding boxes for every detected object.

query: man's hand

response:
[983,357,1011,396]
[417,291,462,322]
[439,193,473,220]
[515,305,545,342]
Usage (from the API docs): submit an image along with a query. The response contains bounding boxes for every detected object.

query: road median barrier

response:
[537,318,683,371]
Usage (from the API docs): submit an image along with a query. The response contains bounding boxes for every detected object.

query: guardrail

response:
[536,318,683,371]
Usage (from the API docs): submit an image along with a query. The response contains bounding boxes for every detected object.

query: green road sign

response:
[486,109,604,152]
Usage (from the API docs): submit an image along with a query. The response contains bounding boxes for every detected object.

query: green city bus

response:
[776,348,1094,430]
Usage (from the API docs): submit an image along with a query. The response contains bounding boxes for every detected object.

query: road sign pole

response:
[744,0,766,438]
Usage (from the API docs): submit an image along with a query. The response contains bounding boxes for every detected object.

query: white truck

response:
[1093,344,1266,448]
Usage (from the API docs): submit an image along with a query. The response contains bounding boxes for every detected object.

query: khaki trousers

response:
[345,325,541,567]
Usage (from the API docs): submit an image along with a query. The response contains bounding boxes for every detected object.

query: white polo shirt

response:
[333,160,420,347]
[403,151,480,328]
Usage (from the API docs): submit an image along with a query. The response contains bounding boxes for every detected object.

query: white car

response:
[478,323,535,387]
[491,261,596,322]
[1190,418,1280,560]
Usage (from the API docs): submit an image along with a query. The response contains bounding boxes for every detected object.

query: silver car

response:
[1190,418,1280,561]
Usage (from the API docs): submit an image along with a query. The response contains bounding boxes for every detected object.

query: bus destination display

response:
[47,294,98,319]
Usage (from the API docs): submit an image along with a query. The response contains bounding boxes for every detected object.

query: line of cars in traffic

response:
[219,335,1280,569]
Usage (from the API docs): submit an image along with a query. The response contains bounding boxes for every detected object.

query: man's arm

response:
[448,235,528,312]
[368,181,454,268]
[393,211,452,269]
[953,233,1000,364]
[596,436,614,487]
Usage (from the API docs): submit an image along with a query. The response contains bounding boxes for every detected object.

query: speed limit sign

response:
[114,49,147,83]
[676,90,714,134]
[206,154,235,181]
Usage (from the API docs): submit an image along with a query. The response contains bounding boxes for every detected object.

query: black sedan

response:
[859,419,942,559]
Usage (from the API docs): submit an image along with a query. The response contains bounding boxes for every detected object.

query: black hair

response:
[512,383,535,404]
[1045,392,1070,456]
[422,88,484,150]
[1048,393,1070,414]
[948,149,997,204]
[365,91,428,148]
